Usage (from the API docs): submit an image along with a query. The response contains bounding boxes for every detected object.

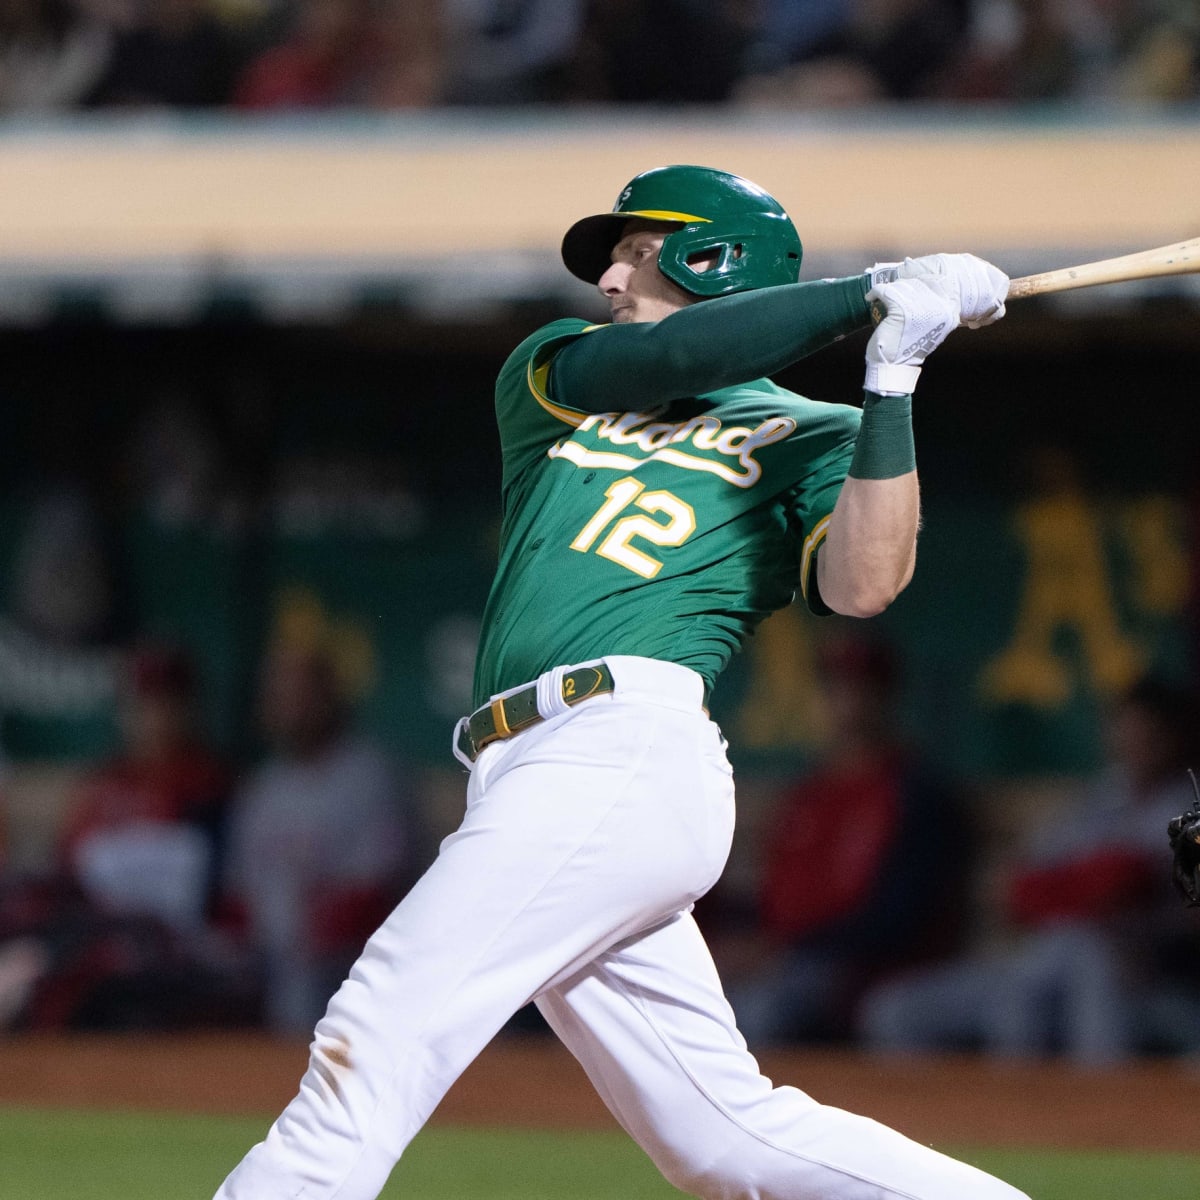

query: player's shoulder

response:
[498,317,602,383]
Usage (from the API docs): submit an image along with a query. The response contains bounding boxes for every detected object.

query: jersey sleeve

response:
[787,404,861,616]
[494,317,605,488]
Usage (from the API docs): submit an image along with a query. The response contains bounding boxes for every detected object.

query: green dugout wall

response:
[0,311,1192,779]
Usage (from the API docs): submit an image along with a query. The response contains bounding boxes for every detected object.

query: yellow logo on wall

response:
[981,452,1186,709]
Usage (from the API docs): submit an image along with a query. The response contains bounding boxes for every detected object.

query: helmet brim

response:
[561,213,631,285]
[562,210,698,285]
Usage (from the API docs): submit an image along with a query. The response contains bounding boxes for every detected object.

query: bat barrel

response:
[1007,237,1200,299]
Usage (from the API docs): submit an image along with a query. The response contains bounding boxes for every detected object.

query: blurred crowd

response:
[705,633,1200,1066]
[0,0,1197,114]
[0,373,1197,1053]
[4,612,1199,1068]
[0,636,425,1036]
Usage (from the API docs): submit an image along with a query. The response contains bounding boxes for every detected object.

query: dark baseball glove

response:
[1168,770,1200,907]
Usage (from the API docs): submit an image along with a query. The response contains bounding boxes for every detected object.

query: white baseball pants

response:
[214,655,1028,1200]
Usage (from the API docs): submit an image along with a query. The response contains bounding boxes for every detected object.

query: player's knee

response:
[655,1142,745,1200]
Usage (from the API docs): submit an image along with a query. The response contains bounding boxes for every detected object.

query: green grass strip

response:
[1,1106,1197,1199]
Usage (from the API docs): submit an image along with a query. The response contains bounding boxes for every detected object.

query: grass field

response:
[2,1106,1198,1199]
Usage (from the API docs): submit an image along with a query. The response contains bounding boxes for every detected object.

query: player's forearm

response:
[818,473,919,617]
[817,393,919,618]
[551,275,871,411]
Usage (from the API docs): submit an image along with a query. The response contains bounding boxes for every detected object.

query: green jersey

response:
[471,317,861,706]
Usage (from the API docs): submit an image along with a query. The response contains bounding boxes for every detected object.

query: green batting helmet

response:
[561,165,803,299]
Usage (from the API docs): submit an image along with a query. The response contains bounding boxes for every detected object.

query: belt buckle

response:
[488,696,512,738]
[461,694,513,763]
[459,666,611,766]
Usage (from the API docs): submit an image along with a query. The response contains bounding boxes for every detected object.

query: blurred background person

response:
[233,0,443,110]
[0,0,113,112]
[0,743,7,863]
[721,632,972,1047]
[441,0,584,105]
[935,0,1199,104]
[576,0,752,103]
[0,642,239,1030]
[860,675,1200,1066]
[84,0,243,108]
[734,0,968,108]
[367,0,444,107]
[740,0,855,77]
[222,637,421,1035]
[0,743,33,1027]
[59,642,231,932]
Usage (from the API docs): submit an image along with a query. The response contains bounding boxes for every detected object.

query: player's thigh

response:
[467,695,736,919]
[536,908,755,1177]
[351,697,733,1018]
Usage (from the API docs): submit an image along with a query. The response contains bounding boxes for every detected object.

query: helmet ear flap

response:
[659,217,801,298]
[672,241,743,295]
[683,241,742,273]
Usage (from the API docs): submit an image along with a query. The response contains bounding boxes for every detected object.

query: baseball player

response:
[214,166,1026,1200]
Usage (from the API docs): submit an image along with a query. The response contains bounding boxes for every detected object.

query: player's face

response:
[598,221,700,324]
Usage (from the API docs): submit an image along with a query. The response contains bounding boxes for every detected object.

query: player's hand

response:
[868,254,1008,328]
[864,276,959,396]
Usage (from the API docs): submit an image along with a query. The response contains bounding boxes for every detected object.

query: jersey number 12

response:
[570,476,696,579]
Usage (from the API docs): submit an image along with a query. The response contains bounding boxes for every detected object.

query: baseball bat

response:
[1005,237,1200,299]
[869,237,1200,323]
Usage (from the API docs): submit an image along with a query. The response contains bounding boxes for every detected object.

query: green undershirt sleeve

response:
[848,392,916,480]
[549,275,872,412]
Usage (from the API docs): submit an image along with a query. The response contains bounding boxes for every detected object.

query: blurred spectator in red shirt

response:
[0,641,241,1031]
[233,0,370,108]
[234,0,443,110]
[723,632,971,1046]
[59,642,231,928]
[222,638,421,1034]
[860,676,1199,1065]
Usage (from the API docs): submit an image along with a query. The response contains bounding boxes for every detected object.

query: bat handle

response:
[1005,276,1042,299]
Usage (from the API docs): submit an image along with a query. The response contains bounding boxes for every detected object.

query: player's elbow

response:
[817,558,913,618]
[818,534,917,618]
[825,584,901,619]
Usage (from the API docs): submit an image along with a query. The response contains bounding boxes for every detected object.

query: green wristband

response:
[848,392,916,480]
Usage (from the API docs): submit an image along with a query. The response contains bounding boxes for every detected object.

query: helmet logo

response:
[616,186,632,210]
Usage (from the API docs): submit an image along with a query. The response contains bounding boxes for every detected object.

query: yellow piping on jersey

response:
[800,514,832,600]
[527,360,584,427]
[525,327,606,428]
[625,209,711,224]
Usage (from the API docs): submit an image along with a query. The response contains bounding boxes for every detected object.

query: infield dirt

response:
[0,1033,1196,1151]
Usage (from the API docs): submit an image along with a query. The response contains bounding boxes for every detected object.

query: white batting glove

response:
[865,276,960,396]
[868,253,1008,328]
